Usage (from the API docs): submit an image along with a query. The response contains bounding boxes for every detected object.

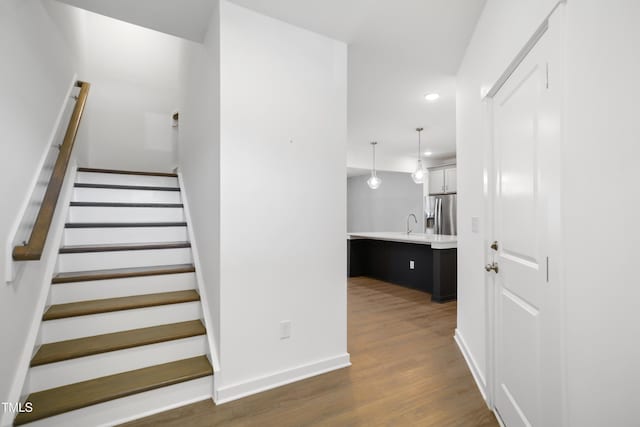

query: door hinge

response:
[545,62,550,89]
[546,256,549,283]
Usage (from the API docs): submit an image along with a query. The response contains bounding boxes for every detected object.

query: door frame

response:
[481,4,568,425]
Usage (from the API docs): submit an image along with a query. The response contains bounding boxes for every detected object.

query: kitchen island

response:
[348,232,457,302]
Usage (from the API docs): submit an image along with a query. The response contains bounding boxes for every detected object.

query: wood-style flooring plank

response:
[70,202,184,208]
[31,320,206,366]
[59,242,191,254]
[43,290,200,320]
[77,167,178,177]
[74,183,180,191]
[121,278,497,427]
[14,356,212,425]
[65,222,187,228]
[52,264,196,284]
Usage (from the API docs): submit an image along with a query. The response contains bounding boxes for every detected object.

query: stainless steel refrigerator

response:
[425,194,457,235]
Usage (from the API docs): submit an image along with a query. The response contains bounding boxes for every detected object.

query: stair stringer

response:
[1,164,79,427]
[176,169,220,383]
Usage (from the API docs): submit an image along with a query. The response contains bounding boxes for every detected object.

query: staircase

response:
[14,168,213,426]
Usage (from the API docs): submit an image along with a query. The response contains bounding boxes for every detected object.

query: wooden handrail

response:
[13,81,91,261]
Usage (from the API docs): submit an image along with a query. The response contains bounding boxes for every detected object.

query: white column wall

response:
[562,1,640,425]
[217,1,349,398]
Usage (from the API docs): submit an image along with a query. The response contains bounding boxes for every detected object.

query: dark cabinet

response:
[348,239,457,303]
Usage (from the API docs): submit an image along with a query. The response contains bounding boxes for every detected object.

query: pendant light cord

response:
[371,141,377,175]
[373,143,376,174]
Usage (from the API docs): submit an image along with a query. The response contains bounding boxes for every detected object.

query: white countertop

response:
[348,232,457,250]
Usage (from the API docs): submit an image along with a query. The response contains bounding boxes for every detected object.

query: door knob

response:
[485,262,499,273]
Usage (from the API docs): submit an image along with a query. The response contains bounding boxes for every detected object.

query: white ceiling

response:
[55,0,216,42]
[54,0,486,172]
[228,0,486,171]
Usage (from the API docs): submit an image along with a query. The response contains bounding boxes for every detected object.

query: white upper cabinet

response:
[428,165,456,194]
[428,169,446,194]
[444,167,457,193]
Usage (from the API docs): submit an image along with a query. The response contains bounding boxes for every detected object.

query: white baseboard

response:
[215,353,351,404]
[454,328,488,403]
[493,409,506,427]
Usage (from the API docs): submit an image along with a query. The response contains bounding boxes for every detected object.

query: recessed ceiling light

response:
[424,93,440,101]
[424,151,433,156]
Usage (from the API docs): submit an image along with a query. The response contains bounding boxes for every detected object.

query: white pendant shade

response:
[411,160,424,184]
[367,173,381,189]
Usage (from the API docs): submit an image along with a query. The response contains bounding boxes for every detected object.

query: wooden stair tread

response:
[14,356,212,425]
[60,241,191,254]
[65,222,187,228]
[70,202,184,208]
[77,167,178,177]
[52,264,195,284]
[31,320,206,366]
[75,183,180,191]
[43,290,200,320]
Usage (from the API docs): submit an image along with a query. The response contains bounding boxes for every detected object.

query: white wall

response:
[458,0,640,425]
[455,0,557,399]
[80,11,185,172]
[0,0,76,420]
[217,0,349,399]
[44,1,187,173]
[348,171,424,233]
[178,1,222,368]
[347,151,418,174]
[562,1,640,425]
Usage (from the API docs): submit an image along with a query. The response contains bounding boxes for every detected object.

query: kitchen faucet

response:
[406,213,417,235]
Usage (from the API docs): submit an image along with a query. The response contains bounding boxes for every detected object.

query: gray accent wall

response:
[348,171,424,233]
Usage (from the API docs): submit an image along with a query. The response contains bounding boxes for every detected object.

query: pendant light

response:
[411,127,425,184]
[367,141,382,189]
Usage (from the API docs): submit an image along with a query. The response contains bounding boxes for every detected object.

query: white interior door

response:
[490,16,564,427]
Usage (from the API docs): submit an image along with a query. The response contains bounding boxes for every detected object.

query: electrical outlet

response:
[409,260,415,270]
[280,320,291,340]
[471,217,480,233]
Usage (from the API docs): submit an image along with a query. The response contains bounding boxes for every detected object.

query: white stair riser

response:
[50,273,197,304]
[68,207,185,223]
[28,335,207,393]
[23,376,213,427]
[57,248,193,273]
[76,172,178,188]
[63,226,189,246]
[73,188,181,204]
[40,302,202,344]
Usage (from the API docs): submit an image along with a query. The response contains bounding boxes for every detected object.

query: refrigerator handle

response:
[436,198,442,234]
[434,198,438,234]
[439,198,443,234]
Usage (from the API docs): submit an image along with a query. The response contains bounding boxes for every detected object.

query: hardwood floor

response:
[122,277,497,426]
